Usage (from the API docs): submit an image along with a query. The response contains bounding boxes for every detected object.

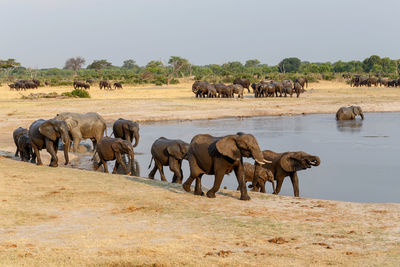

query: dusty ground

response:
[0,80,400,266]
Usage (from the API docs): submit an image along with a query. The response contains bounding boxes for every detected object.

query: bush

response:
[169,78,179,84]
[61,89,90,98]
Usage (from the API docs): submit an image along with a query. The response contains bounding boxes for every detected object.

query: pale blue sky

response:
[1,0,399,68]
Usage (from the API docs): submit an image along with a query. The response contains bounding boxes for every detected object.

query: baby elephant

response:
[13,127,28,157]
[148,137,189,183]
[336,106,364,120]
[94,138,135,175]
[17,134,35,162]
[240,162,275,193]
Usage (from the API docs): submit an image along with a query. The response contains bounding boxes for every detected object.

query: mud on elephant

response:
[148,137,189,183]
[182,132,270,200]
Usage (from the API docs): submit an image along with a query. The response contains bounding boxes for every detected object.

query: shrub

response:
[169,78,179,84]
[61,89,90,98]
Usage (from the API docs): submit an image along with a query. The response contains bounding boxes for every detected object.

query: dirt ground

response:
[0,80,400,266]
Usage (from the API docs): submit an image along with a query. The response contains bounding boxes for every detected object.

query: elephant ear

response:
[352,106,360,115]
[64,118,78,131]
[38,121,58,141]
[216,136,241,161]
[280,153,301,173]
[111,140,124,153]
[167,144,184,160]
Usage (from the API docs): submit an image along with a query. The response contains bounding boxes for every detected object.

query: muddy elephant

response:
[182,132,270,200]
[99,80,112,90]
[112,118,140,147]
[94,138,135,175]
[148,137,189,183]
[228,84,244,98]
[293,82,302,98]
[241,162,275,193]
[259,150,320,197]
[17,134,35,162]
[54,112,107,152]
[336,106,364,120]
[13,127,28,157]
[295,77,308,90]
[233,78,251,93]
[29,119,71,167]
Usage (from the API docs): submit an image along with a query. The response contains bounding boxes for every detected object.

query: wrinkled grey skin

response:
[229,84,244,98]
[259,150,321,197]
[336,106,364,120]
[29,119,71,167]
[112,118,140,147]
[55,112,107,152]
[182,132,270,200]
[148,137,189,183]
[17,134,35,163]
[240,162,275,193]
[94,138,135,175]
[13,127,28,157]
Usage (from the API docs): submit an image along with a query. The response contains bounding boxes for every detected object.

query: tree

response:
[64,57,85,76]
[122,59,138,69]
[145,60,164,74]
[167,56,191,82]
[245,59,260,68]
[87,59,113,70]
[278,57,301,73]
[362,55,381,72]
[0,58,20,70]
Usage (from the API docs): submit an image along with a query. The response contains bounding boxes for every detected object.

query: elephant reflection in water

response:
[336,120,363,133]
[116,159,141,176]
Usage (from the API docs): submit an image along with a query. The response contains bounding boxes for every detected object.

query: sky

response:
[1,0,399,68]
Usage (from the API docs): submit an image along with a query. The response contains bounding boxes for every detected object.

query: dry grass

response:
[0,157,399,266]
[0,80,400,266]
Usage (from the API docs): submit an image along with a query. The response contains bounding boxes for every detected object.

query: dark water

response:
[82,113,400,203]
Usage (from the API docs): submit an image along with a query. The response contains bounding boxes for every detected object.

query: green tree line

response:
[1,55,399,86]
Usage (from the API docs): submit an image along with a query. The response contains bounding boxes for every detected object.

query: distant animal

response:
[228,84,244,98]
[114,82,123,89]
[73,81,90,90]
[282,80,294,97]
[336,106,364,120]
[44,81,51,86]
[86,78,95,85]
[295,77,308,90]
[13,127,28,157]
[99,80,112,90]
[293,82,302,97]
[148,137,189,183]
[233,78,251,93]
[377,78,388,87]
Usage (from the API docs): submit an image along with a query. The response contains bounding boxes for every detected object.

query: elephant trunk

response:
[360,112,364,120]
[128,150,135,174]
[133,131,140,147]
[251,150,270,187]
[309,156,321,167]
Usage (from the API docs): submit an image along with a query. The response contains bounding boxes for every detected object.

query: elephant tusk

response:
[263,159,272,164]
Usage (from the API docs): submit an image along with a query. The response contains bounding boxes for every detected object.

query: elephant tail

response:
[148,157,153,169]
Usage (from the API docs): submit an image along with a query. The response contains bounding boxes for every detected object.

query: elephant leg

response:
[274,174,285,195]
[183,176,195,192]
[194,174,204,195]
[155,160,167,182]
[15,147,19,157]
[207,167,226,199]
[32,143,42,165]
[92,139,97,151]
[117,152,129,174]
[235,164,250,200]
[184,157,204,194]
[112,159,120,174]
[73,137,81,152]
[169,157,182,183]
[45,139,58,167]
[148,164,158,179]
[260,182,266,193]
[290,172,300,197]
[102,159,109,173]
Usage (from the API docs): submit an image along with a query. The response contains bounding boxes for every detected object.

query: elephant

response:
[94,138,135,175]
[229,84,244,98]
[17,134,35,162]
[114,82,123,89]
[29,119,71,167]
[295,77,308,90]
[99,80,112,90]
[378,78,389,87]
[220,86,234,98]
[182,132,270,200]
[54,112,107,152]
[44,81,51,86]
[213,83,227,97]
[32,79,41,87]
[293,82,302,98]
[270,81,283,97]
[148,137,189,183]
[192,81,208,97]
[240,162,275,193]
[112,118,140,147]
[388,80,398,87]
[233,78,251,93]
[73,81,87,89]
[336,106,364,120]
[367,77,378,87]
[207,87,218,98]
[13,127,28,157]
[86,78,95,85]
[259,150,320,197]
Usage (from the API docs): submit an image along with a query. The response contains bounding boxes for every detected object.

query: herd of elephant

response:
[349,75,400,87]
[192,77,308,99]
[73,80,123,90]
[11,104,363,200]
[11,111,327,200]
[8,79,42,91]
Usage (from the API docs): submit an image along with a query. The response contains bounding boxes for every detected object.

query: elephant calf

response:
[240,162,275,193]
[94,138,135,175]
[148,137,189,183]
[17,134,35,162]
[13,127,28,157]
[336,106,364,120]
